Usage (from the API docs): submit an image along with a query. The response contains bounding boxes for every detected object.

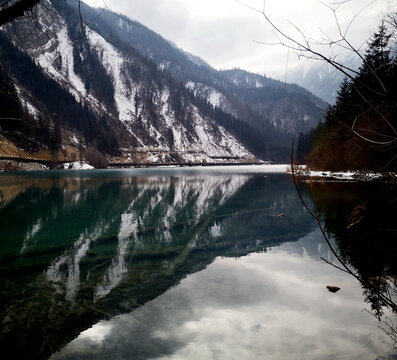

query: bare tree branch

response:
[235,0,397,149]
[77,0,87,42]
[101,0,141,29]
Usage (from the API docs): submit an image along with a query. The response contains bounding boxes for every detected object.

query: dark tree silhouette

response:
[307,24,397,172]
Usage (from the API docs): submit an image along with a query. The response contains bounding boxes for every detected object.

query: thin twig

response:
[101,0,141,28]
[78,0,88,42]
[290,139,359,278]
[235,0,389,98]
[320,256,351,274]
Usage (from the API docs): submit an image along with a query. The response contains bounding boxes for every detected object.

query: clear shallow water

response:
[0,165,395,360]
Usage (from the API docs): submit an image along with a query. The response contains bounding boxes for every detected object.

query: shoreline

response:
[0,157,275,172]
[1,157,394,182]
[108,161,265,168]
[289,168,396,182]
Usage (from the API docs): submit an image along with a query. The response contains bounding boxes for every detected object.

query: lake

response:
[0,165,395,360]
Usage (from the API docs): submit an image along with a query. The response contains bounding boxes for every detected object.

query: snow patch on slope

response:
[13,84,39,118]
[56,27,86,96]
[208,91,222,108]
[190,107,252,158]
[186,81,225,109]
[87,29,136,123]
[35,25,86,100]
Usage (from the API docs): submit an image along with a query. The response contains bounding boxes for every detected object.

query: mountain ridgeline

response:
[0,0,326,164]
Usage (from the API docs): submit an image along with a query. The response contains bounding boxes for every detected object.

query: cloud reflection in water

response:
[52,232,395,360]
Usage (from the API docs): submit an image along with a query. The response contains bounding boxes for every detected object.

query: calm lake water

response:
[0,165,395,360]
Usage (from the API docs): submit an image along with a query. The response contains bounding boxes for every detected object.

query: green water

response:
[0,166,395,360]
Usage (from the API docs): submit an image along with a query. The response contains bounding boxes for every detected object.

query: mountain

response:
[0,0,326,166]
[218,69,326,134]
[284,56,361,103]
[85,4,327,137]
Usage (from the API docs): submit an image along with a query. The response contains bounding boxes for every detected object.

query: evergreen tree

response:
[359,23,392,84]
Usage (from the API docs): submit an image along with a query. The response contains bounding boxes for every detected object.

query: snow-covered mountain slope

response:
[71,1,326,138]
[0,0,257,163]
[0,0,329,164]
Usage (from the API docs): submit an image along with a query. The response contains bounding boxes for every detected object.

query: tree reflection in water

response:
[306,179,397,344]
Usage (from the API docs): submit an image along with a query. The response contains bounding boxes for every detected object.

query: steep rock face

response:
[0,0,255,163]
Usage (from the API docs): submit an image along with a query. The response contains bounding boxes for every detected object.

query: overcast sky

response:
[84,0,391,77]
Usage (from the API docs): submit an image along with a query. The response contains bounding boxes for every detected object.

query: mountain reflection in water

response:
[0,167,395,360]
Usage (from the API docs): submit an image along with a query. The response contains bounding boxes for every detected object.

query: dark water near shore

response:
[0,165,395,360]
